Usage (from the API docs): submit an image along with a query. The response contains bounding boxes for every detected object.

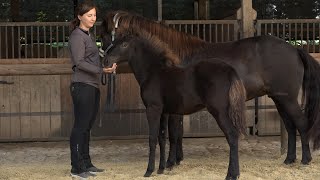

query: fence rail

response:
[256,19,320,53]
[164,20,239,43]
[0,22,101,59]
[0,20,239,60]
[0,19,319,60]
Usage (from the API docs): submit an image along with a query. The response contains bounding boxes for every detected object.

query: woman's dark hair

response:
[69,0,97,32]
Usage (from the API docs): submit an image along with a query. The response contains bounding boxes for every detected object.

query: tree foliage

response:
[1,0,320,22]
[0,0,12,21]
[209,0,240,19]
[253,0,320,19]
[163,0,194,20]
[20,0,73,22]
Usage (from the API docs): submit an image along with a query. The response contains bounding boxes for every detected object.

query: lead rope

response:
[99,43,115,127]
[99,47,106,127]
[99,13,121,127]
[105,73,116,113]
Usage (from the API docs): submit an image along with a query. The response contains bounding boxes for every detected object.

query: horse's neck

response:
[129,43,164,85]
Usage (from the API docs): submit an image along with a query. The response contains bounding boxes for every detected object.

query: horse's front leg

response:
[175,115,184,165]
[166,115,179,169]
[144,105,162,177]
[157,114,168,174]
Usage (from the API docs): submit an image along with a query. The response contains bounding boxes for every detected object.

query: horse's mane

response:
[134,30,180,66]
[102,10,207,64]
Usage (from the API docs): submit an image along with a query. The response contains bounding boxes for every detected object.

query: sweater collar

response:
[77,27,89,36]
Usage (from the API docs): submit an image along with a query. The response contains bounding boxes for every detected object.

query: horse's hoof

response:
[301,157,312,165]
[144,171,153,177]
[225,175,239,180]
[166,164,174,171]
[284,158,296,165]
[166,162,175,171]
[157,169,164,174]
[176,159,183,165]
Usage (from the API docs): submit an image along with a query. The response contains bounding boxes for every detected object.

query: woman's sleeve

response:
[69,34,102,74]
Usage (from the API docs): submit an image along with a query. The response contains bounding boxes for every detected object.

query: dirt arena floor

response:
[0,136,320,180]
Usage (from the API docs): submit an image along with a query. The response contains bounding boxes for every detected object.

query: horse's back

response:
[214,35,304,98]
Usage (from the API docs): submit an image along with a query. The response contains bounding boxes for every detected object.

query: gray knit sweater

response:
[68,27,102,88]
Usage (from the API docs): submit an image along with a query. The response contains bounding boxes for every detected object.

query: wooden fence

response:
[0,18,319,141]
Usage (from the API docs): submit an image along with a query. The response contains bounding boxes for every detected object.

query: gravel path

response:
[0,136,319,180]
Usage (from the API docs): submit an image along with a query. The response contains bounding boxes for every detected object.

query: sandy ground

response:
[0,136,320,180]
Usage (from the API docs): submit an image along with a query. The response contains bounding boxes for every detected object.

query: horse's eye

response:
[121,42,128,48]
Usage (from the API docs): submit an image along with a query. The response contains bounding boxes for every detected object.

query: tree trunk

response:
[11,0,20,21]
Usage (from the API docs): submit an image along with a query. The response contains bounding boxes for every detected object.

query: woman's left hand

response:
[103,63,117,74]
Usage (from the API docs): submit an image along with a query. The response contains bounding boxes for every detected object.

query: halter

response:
[100,43,115,86]
[99,43,114,58]
[111,13,121,42]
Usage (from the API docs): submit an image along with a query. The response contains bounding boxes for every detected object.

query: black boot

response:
[83,131,104,173]
[70,128,96,178]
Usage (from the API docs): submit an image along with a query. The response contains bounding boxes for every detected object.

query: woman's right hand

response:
[103,63,117,74]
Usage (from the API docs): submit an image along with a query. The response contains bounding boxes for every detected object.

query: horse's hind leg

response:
[157,114,168,174]
[208,107,240,179]
[272,96,312,165]
[272,98,297,164]
[206,100,240,179]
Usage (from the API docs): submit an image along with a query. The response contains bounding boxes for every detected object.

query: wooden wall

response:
[0,75,64,141]
[1,55,319,141]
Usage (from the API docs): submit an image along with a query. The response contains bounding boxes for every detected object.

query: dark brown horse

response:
[100,11,320,179]
[104,33,247,179]
[100,25,184,172]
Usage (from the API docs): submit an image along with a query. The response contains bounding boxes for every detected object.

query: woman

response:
[68,1,116,178]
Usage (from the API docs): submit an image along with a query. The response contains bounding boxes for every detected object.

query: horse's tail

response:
[298,48,320,150]
[228,77,247,136]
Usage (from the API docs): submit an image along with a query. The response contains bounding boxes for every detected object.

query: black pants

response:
[70,82,100,170]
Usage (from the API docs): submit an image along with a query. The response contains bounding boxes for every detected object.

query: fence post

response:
[236,0,258,136]
[237,0,257,39]
[194,0,210,20]
[157,0,162,21]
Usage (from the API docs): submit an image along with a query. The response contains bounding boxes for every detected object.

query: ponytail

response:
[69,18,80,33]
